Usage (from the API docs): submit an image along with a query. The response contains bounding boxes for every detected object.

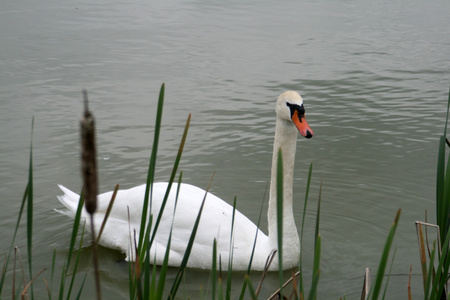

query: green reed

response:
[276,150,284,290]
[127,83,198,300]
[436,87,450,243]
[418,86,450,300]
[369,209,401,300]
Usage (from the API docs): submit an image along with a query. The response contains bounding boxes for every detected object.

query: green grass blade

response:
[307,234,321,300]
[26,117,34,299]
[370,209,401,300]
[0,182,29,294]
[58,199,85,300]
[144,111,190,298]
[238,185,268,299]
[139,88,192,300]
[276,150,284,288]
[430,225,450,299]
[424,241,437,300]
[314,181,321,255]
[225,197,237,300]
[149,262,157,299]
[57,261,67,300]
[381,248,397,299]
[66,223,87,300]
[49,249,56,300]
[66,191,85,271]
[436,86,450,242]
[244,275,257,300]
[167,199,204,298]
[134,252,144,300]
[217,276,224,300]
[156,174,184,299]
[74,272,88,300]
[299,163,313,295]
[309,182,322,300]
[149,113,191,251]
[139,214,152,263]
[443,150,450,236]
[436,136,446,239]
[139,83,165,254]
[139,84,166,298]
[143,218,152,299]
[3,119,37,299]
[167,174,214,299]
[212,239,217,300]
[155,232,173,299]
[444,85,450,138]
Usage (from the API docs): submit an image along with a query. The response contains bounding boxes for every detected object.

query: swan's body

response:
[56,91,313,271]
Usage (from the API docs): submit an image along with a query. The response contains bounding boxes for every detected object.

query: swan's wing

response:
[56,182,269,269]
[150,183,268,269]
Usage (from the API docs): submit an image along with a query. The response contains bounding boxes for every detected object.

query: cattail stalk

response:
[80,90,102,300]
[81,90,98,214]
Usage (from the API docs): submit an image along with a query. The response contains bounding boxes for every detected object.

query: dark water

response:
[1,0,449,298]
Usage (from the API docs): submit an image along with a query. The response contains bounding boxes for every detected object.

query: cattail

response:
[80,90,102,300]
[80,90,98,214]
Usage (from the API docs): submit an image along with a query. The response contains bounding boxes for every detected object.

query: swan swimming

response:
[56,91,313,271]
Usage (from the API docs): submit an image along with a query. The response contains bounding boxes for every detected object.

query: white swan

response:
[56,91,313,271]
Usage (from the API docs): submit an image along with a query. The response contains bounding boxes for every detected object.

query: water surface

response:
[1,1,449,298]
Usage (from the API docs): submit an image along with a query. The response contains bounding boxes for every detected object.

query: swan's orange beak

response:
[292,110,313,139]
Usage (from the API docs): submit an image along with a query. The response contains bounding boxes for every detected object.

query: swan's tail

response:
[55,185,83,219]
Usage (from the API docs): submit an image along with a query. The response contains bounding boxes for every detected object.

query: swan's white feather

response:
[56,182,270,270]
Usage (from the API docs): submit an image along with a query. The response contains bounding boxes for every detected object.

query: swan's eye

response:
[286,103,305,118]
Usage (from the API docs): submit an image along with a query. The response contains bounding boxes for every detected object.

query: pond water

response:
[1,0,450,298]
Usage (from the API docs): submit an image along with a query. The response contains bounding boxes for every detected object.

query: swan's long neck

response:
[267,117,301,262]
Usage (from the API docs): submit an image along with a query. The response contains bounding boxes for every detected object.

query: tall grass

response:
[415,221,450,299]
[436,87,450,244]
[413,86,450,300]
[0,118,38,299]
[127,83,199,300]
[369,209,401,300]
[276,150,284,291]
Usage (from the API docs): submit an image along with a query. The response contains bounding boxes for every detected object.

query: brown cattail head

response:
[81,90,98,215]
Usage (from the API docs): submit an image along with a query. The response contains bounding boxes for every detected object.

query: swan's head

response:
[276,91,314,139]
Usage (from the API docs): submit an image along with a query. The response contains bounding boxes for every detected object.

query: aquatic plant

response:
[436,87,450,244]
[413,87,450,300]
